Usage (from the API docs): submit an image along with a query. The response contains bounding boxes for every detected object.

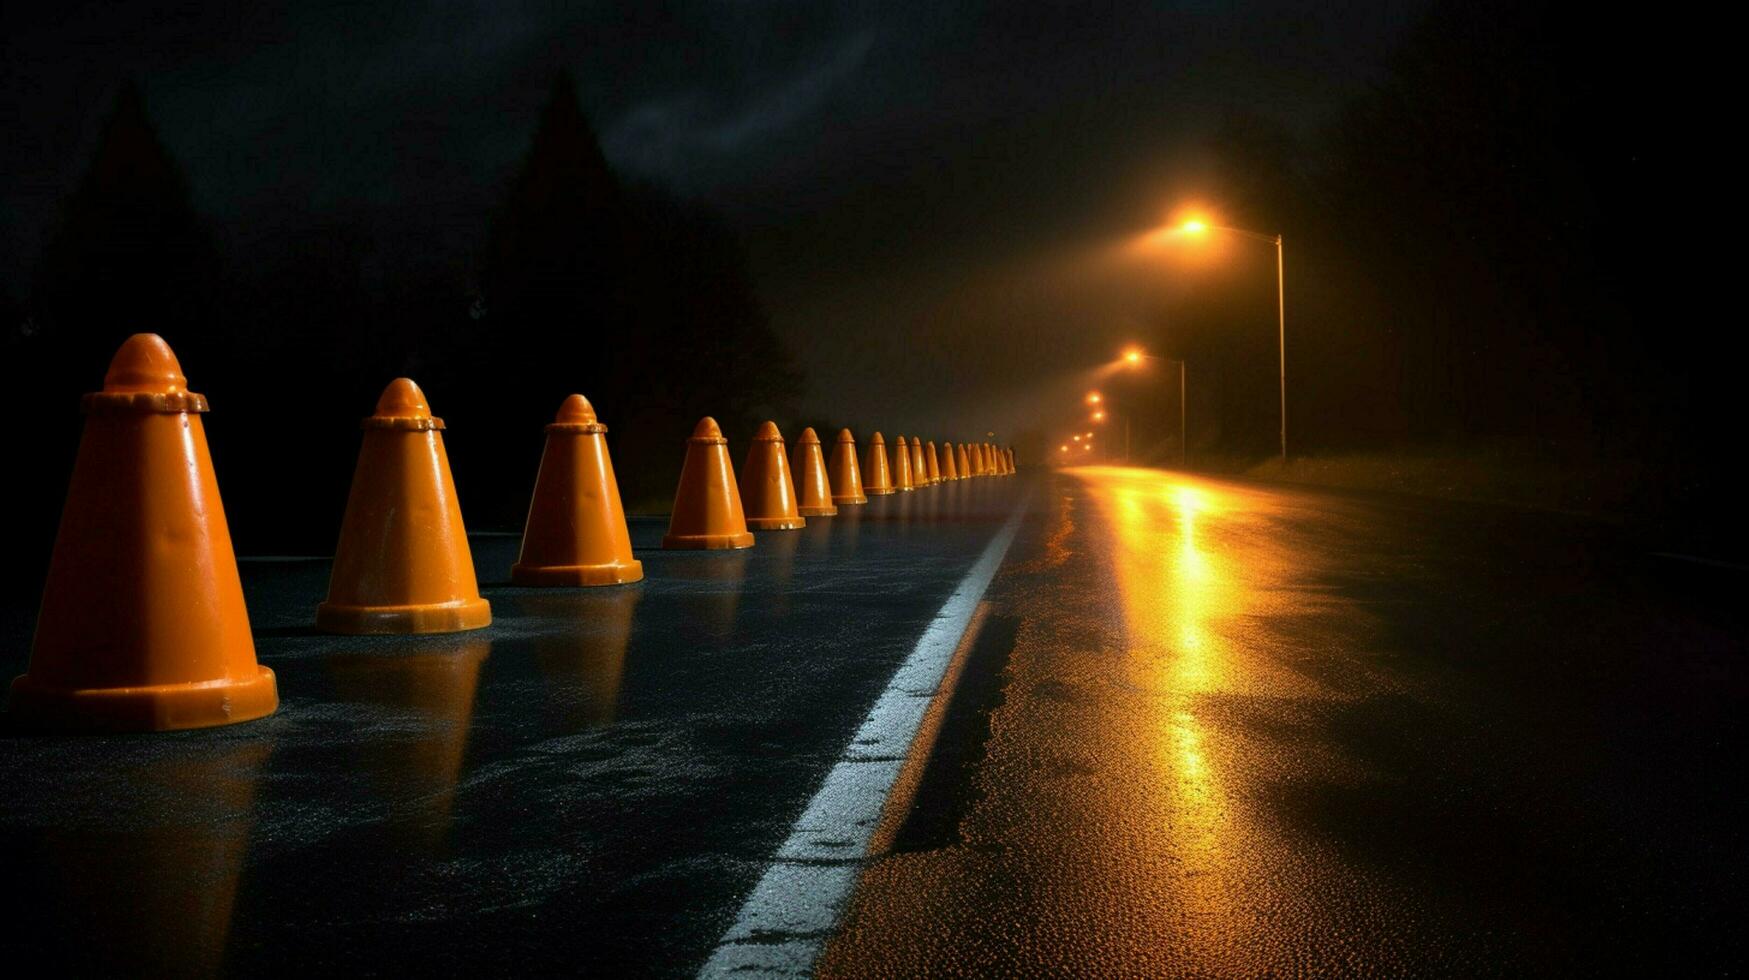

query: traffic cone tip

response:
[692,416,725,441]
[555,393,598,424]
[104,333,187,393]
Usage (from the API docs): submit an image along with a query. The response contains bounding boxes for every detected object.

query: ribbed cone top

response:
[691,416,726,442]
[798,427,821,446]
[375,378,432,418]
[836,429,856,445]
[104,333,187,393]
[870,431,885,445]
[753,420,784,442]
[555,393,598,424]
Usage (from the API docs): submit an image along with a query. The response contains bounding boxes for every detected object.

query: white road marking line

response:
[700,498,1029,978]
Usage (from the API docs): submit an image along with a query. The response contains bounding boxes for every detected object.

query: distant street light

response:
[1174,215,1287,462]
[1115,348,1188,467]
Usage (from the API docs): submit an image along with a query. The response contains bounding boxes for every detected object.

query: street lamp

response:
[1118,348,1188,467]
[1175,216,1287,462]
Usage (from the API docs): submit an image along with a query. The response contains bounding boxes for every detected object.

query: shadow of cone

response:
[8,333,277,732]
[663,417,756,549]
[893,435,915,491]
[327,638,489,849]
[741,421,806,531]
[863,432,895,495]
[529,588,639,731]
[38,739,271,973]
[925,441,942,485]
[317,378,491,634]
[955,443,972,479]
[511,394,643,586]
[830,429,868,505]
[911,437,931,486]
[941,442,960,480]
[792,427,838,517]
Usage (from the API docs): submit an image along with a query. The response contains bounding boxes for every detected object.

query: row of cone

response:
[6,335,1017,734]
[663,421,1015,548]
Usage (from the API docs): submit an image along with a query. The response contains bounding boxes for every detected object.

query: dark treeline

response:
[1123,0,1734,540]
[6,73,801,589]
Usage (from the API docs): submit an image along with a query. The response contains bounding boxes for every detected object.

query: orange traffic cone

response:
[792,427,838,517]
[829,429,868,505]
[1007,447,1017,473]
[663,417,756,549]
[318,379,492,634]
[911,437,930,486]
[8,334,277,732]
[940,441,960,480]
[893,435,916,491]
[983,443,996,475]
[511,394,643,586]
[741,421,806,531]
[955,442,971,479]
[864,431,895,495]
[925,441,943,484]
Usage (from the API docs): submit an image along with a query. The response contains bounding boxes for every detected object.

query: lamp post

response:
[1176,220,1287,463]
[1113,349,1189,467]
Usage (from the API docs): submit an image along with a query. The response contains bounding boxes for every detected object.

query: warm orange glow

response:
[1086,391,1102,405]
[1060,444,1069,453]
[1180,219,1209,235]
[1072,434,1082,442]
[1092,410,1106,421]
[1124,350,1143,365]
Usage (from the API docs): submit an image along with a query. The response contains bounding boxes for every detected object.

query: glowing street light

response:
[1086,391,1103,405]
[1168,212,1287,462]
[1092,409,1106,421]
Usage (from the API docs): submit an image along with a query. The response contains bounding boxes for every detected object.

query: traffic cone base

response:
[8,333,277,732]
[314,597,493,635]
[664,417,756,549]
[511,395,644,588]
[8,670,279,734]
[317,378,491,635]
[512,561,643,587]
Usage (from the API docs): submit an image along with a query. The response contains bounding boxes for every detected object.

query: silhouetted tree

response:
[447,73,802,520]
[12,81,228,592]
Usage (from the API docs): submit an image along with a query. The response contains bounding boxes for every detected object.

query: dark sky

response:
[2,1,1423,440]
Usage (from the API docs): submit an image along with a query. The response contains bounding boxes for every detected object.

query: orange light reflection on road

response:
[1085,467,1241,936]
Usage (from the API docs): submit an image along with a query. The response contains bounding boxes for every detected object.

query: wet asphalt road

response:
[2,467,1744,976]
[825,468,1746,977]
